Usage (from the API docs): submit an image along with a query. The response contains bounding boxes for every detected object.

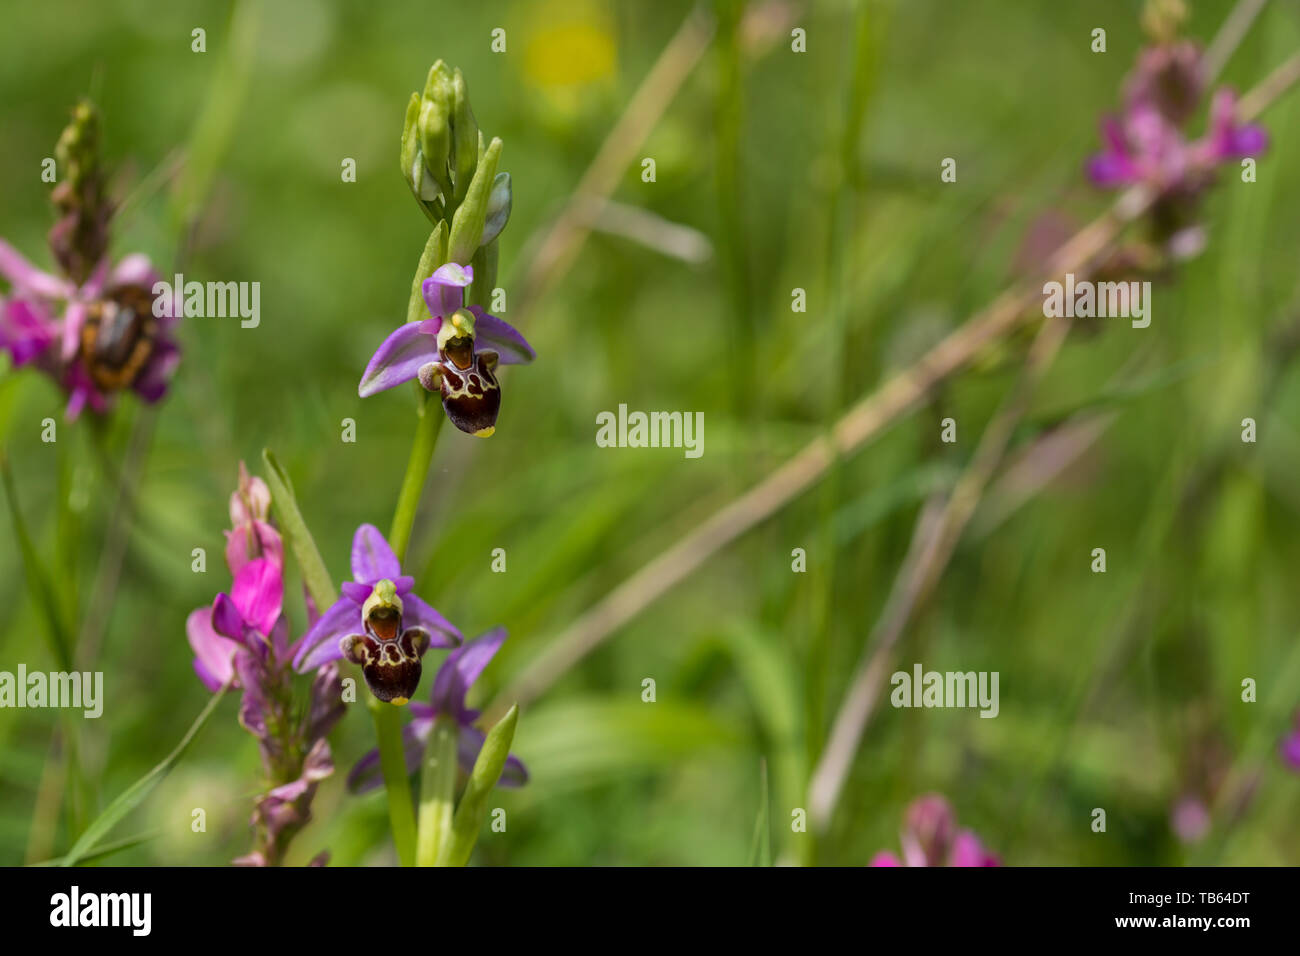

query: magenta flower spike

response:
[1085,40,1266,195]
[226,461,283,575]
[358,262,534,437]
[185,464,346,865]
[347,627,528,793]
[292,523,461,704]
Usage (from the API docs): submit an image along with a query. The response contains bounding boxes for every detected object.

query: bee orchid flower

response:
[347,626,528,793]
[357,263,534,437]
[292,523,461,704]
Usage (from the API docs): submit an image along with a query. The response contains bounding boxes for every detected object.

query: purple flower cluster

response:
[1087,42,1266,194]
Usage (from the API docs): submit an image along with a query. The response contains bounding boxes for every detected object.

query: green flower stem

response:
[368,695,419,866]
[388,385,445,564]
[416,716,459,866]
[368,385,447,866]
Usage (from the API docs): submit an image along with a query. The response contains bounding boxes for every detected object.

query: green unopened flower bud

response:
[419,98,451,198]
[480,172,512,248]
[450,68,479,204]
[423,59,454,105]
[55,100,99,189]
[400,92,421,187]
[1141,0,1186,44]
[50,99,110,285]
[447,137,501,265]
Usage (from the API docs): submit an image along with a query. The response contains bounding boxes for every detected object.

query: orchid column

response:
[353,60,533,866]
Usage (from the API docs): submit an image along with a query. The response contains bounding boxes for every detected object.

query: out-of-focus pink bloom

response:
[1280,712,1300,771]
[1170,795,1211,844]
[224,461,283,575]
[0,240,180,420]
[870,793,1001,867]
[1086,41,1266,194]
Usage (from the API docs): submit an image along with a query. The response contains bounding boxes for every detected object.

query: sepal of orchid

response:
[341,625,432,705]
[447,137,501,265]
[469,307,534,365]
[480,173,512,248]
[450,68,479,203]
[357,318,440,397]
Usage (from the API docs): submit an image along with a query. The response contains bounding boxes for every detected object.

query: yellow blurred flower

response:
[516,0,617,112]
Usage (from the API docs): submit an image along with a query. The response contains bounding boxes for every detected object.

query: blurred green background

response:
[2,0,1300,866]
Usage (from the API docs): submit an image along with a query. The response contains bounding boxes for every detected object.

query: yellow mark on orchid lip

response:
[390,697,410,706]
[473,426,495,438]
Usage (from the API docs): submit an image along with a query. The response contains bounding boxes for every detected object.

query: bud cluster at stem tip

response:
[400,59,510,248]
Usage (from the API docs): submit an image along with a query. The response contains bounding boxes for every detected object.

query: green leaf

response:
[416,716,459,866]
[31,830,158,867]
[261,449,337,609]
[1,453,72,671]
[443,704,518,866]
[61,686,229,866]
[406,221,448,326]
[747,759,771,867]
[514,697,742,795]
[168,0,261,239]
[447,137,501,265]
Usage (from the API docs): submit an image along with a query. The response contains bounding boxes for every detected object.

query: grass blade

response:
[747,758,771,867]
[61,684,229,866]
[261,448,337,609]
[1,452,72,670]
